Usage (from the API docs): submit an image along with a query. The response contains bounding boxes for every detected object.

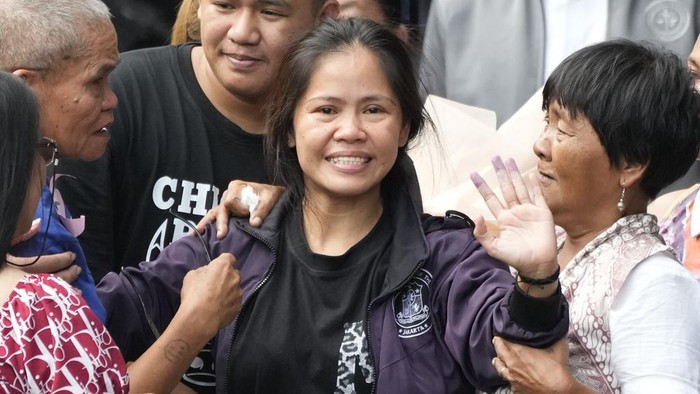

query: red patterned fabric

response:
[0,274,129,393]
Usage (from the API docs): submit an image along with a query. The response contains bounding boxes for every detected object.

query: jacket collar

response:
[238,189,430,297]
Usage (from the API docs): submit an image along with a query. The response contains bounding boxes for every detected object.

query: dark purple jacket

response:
[98,192,568,393]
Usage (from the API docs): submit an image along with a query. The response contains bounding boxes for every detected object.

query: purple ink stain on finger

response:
[491,156,505,170]
[505,158,519,172]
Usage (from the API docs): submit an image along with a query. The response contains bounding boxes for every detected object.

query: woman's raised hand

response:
[470,156,558,280]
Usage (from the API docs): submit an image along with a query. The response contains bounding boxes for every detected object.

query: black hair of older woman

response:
[543,39,700,199]
[0,71,40,259]
[265,17,430,205]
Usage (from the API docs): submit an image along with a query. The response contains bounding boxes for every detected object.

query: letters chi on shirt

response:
[147,175,221,261]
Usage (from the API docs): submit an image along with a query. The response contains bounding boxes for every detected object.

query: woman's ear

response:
[398,123,410,148]
[317,0,339,20]
[394,24,410,44]
[619,159,648,188]
[288,135,296,148]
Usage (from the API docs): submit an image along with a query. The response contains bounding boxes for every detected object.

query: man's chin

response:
[76,140,110,162]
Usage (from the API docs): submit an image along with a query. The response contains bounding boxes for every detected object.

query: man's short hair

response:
[0,0,111,73]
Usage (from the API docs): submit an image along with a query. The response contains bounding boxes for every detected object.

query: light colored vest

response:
[559,214,671,393]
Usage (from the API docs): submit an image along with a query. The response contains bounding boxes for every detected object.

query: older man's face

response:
[34,21,119,161]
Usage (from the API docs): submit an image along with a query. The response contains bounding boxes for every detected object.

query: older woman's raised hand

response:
[470,157,559,281]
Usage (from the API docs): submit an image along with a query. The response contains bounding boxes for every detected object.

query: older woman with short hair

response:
[481,39,700,393]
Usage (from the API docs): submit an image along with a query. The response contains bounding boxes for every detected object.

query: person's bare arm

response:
[126,254,243,393]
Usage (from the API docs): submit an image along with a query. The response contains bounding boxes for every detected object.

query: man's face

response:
[197,0,334,102]
[32,22,119,161]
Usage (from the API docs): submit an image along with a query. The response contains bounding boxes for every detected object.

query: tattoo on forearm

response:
[164,339,190,363]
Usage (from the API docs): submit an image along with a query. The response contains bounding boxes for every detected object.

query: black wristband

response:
[517,266,560,286]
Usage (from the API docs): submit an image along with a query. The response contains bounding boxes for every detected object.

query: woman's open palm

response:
[470,157,557,276]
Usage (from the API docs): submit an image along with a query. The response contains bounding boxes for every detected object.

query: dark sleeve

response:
[97,227,212,361]
[430,229,568,391]
[508,282,565,332]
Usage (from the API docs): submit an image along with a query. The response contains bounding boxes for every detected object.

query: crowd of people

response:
[1,0,699,393]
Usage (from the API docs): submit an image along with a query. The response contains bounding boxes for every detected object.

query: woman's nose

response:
[333,113,367,142]
[533,127,551,160]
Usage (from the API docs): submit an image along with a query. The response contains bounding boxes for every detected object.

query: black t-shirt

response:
[228,206,393,393]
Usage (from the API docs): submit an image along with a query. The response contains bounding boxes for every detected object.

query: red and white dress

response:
[0,274,129,393]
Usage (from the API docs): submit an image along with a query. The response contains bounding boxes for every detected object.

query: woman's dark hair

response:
[266,17,429,205]
[0,71,40,259]
[543,39,700,199]
[376,0,403,28]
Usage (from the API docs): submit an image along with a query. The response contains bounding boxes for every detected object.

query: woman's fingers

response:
[492,356,509,381]
[471,172,504,218]
[473,156,535,217]
[505,158,532,205]
[492,336,514,381]
[492,156,519,208]
[493,336,515,360]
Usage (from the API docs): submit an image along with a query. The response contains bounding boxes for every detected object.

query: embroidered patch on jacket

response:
[393,269,432,338]
[645,0,690,42]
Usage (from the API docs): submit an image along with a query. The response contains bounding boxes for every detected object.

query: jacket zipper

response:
[222,221,278,391]
[365,259,426,394]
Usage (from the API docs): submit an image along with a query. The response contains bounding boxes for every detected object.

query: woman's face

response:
[533,101,623,225]
[14,156,45,241]
[291,46,408,203]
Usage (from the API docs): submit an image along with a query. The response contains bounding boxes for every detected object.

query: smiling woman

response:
[288,45,409,217]
[101,17,570,393]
